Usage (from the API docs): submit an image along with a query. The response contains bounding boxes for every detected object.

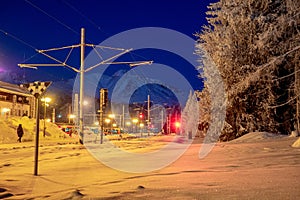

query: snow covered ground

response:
[0,130,300,199]
[0,116,66,144]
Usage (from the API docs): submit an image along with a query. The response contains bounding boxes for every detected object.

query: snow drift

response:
[0,116,66,144]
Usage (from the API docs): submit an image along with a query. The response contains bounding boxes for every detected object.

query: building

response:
[0,81,35,118]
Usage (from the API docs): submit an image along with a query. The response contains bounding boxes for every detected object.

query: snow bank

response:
[0,116,66,144]
[229,132,286,143]
[292,138,300,148]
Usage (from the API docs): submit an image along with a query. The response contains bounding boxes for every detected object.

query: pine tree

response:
[181,90,200,137]
[197,84,211,137]
[196,0,300,140]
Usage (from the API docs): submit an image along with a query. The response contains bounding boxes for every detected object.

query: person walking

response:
[17,124,24,142]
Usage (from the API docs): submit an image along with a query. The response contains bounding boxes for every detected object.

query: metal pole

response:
[147,95,150,135]
[122,104,125,129]
[100,89,104,144]
[100,110,103,144]
[74,94,79,126]
[43,102,46,137]
[161,110,164,131]
[68,104,71,124]
[167,114,170,134]
[34,97,40,176]
[43,100,46,137]
[52,108,55,123]
[79,28,85,143]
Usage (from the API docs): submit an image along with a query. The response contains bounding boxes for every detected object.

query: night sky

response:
[0,0,216,96]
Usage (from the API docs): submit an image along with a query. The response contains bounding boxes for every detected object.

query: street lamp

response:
[83,100,88,106]
[104,118,111,126]
[175,121,181,134]
[139,123,144,137]
[126,121,131,132]
[2,108,10,119]
[132,118,138,133]
[108,114,115,119]
[68,114,76,124]
[41,97,51,137]
[104,118,111,134]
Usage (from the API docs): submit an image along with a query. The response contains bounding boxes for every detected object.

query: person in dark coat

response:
[17,124,24,142]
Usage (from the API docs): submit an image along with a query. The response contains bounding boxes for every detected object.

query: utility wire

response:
[62,0,101,31]
[62,0,154,97]
[0,29,38,51]
[0,28,43,66]
[62,0,152,63]
[25,0,79,37]
[62,0,116,42]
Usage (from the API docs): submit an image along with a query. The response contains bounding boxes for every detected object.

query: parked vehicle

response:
[104,128,123,135]
[57,124,78,136]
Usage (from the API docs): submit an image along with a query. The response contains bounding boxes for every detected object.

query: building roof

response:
[0,81,32,97]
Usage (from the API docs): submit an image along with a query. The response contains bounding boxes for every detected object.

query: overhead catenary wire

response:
[25,0,80,37]
[3,0,155,96]
[64,0,153,63]
[0,29,38,51]
[62,0,155,99]
[62,0,102,31]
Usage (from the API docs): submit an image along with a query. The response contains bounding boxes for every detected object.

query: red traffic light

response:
[175,121,181,128]
[139,113,144,119]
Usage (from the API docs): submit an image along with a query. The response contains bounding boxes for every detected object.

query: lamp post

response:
[108,114,115,130]
[139,123,144,137]
[2,108,10,119]
[126,121,131,133]
[132,118,138,133]
[41,97,51,137]
[104,118,111,134]
[69,114,76,124]
[112,123,117,133]
[108,114,115,119]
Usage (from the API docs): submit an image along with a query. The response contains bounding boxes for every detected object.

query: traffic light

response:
[175,121,181,128]
[139,113,144,119]
[100,88,108,109]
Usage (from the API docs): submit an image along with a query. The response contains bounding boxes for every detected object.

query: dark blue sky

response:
[0,0,216,92]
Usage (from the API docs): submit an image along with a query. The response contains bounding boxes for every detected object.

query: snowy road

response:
[1,135,300,199]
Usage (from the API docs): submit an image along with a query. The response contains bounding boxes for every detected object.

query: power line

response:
[62,0,153,63]
[25,0,80,36]
[62,0,156,94]
[61,0,154,95]
[62,0,116,41]
[0,29,79,76]
[0,28,44,67]
[0,29,38,51]
[62,0,101,31]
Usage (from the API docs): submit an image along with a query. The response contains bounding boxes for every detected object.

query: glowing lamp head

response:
[175,122,181,128]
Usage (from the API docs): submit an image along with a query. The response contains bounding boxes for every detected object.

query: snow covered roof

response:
[0,81,32,97]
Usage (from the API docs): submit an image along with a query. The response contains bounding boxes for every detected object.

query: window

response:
[0,95,7,101]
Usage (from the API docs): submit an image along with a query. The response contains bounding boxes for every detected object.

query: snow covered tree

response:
[196,0,300,140]
[181,90,199,137]
[197,84,211,137]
